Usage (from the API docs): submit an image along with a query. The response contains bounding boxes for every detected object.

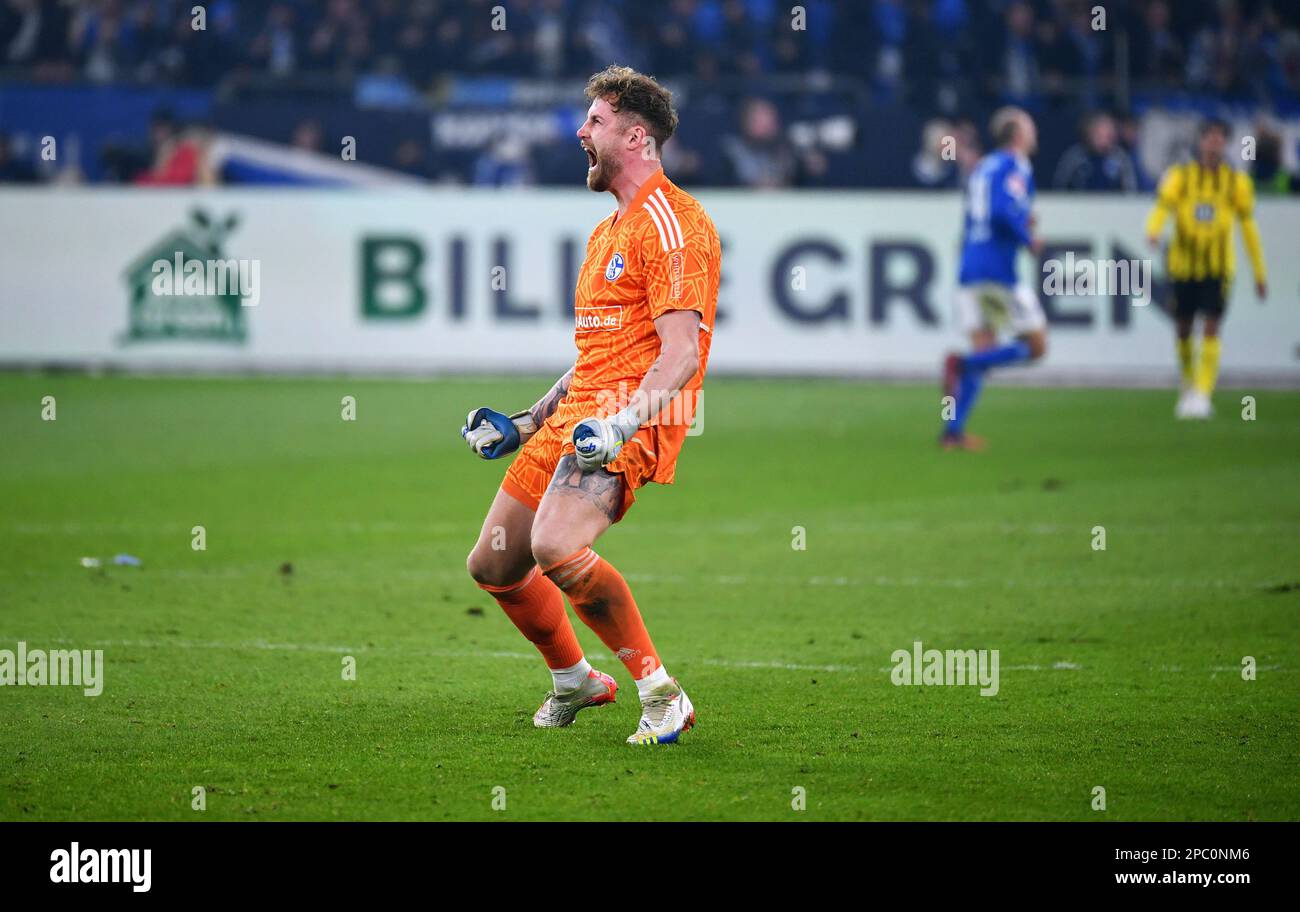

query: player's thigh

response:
[1202,280,1227,335]
[957,282,1016,337]
[1172,280,1201,326]
[1009,283,1047,337]
[530,454,622,569]
[954,286,987,337]
[466,486,537,587]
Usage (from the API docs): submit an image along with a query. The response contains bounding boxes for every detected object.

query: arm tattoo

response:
[624,347,692,426]
[546,455,623,521]
[638,354,676,416]
[529,367,574,427]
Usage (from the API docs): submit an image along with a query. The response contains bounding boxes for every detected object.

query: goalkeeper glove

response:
[572,409,641,472]
[461,407,538,460]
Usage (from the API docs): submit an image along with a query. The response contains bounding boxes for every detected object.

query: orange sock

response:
[544,547,661,679]
[477,566,585,669]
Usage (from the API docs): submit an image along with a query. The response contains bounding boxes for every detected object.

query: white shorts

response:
[955,282,1047,335]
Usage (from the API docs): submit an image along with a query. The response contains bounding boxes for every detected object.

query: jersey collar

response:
[617,168,669,224]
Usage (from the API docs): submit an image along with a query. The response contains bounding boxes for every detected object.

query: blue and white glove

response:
[461,407,537,460]
[572,410,641,473]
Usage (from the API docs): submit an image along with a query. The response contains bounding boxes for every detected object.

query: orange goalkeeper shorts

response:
[501,413,663,523]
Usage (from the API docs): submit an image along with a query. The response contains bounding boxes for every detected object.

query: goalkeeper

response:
[457,65,721,747]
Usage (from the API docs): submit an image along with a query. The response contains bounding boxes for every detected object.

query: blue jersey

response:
[958,150,1034,286]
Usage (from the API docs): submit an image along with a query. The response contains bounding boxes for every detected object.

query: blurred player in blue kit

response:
[942,107,1048,450]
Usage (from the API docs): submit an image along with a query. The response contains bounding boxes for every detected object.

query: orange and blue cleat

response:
[627,678,696,745]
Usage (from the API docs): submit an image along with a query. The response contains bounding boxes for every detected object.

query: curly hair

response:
[584,65,678,150]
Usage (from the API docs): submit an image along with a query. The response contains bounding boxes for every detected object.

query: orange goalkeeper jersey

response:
[558,170,721,455]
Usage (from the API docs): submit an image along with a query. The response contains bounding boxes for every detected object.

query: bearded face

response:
[584,134,624,192]
[578,97,631,193]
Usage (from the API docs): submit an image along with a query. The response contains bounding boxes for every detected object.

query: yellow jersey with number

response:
[1145,160,1266,283]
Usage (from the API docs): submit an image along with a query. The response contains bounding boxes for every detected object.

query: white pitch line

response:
[5,563,1283,594]
[9,519,1300,536]
[699,658,859,672]
[623,572,1279,591]
[872,664,1082,673]
[0,634,849,672]
[6,635,1286,676]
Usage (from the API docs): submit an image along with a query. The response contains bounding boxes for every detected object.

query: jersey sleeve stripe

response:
[645,194,682,251]
[644,203,671,252]
[653,189,685,248]
[651,188,685,249]
[644,195,675,250]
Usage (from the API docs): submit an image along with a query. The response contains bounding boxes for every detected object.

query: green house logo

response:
[121,209,249,344]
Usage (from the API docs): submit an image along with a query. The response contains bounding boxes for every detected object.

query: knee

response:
[466,545,522,589]
[530,526,582,573]
[465,547,493,585]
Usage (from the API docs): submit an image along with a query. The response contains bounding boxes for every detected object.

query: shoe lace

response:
[638,690,676,729]
[542,683,585,712]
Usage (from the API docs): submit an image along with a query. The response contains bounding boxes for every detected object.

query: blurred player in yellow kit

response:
[460,66,720,745]
[1146,118,1267,419]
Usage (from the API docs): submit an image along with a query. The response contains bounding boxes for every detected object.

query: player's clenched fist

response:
[461,407,537,459]
[572,416,632,472]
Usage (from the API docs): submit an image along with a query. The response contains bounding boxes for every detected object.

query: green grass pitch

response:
[1,373,1297,821]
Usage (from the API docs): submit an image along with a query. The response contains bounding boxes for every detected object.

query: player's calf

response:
[465,487,591,679]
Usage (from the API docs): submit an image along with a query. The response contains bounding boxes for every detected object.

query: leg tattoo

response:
[546,455,623,522]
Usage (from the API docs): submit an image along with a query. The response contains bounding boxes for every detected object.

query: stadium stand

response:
[1,0,1298,190]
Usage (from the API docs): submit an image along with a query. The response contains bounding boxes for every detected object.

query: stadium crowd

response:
[1,0,1299,190]
[5,0,1300,99]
